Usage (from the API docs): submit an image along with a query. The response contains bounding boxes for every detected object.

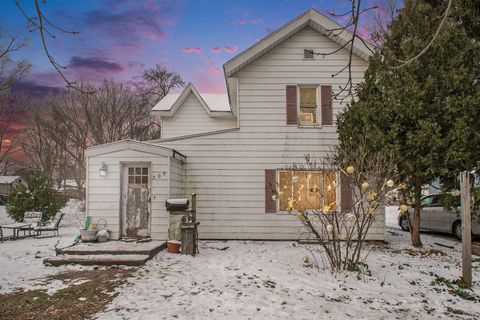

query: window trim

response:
[275,169,339,214]
[297,84,322,128]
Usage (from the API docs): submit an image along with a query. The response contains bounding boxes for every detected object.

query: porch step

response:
[44,240,167,266]
[44,254,151,267]
[56,241,166,258]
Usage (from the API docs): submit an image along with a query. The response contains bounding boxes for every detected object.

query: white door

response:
[122,164,151,238]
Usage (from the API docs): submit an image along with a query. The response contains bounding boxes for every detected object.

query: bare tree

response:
[20,105,62,185]
[79,80,161,145]
[143,65,185,104]
[27,80,163,197]
[0,26,30,93]
[42,91,89,197]
[14,0,94,92]
[0,94,21,174]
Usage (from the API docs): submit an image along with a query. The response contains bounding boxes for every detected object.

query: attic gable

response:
[223,8,373,78]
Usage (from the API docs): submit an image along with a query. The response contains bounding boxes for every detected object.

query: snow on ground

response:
[96,229,480,320]
[2,204,479,319]
[0,199,87,294]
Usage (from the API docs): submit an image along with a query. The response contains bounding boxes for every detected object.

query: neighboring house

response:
[0,176,23,195]
[85,8,380,241]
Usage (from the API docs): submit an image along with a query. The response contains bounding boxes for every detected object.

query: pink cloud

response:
[224,46,238,53]
[234,19,247,25]
[182,47,203,54]
[211,46,222,53]
[265,27,273,34]
[206,65,220,76]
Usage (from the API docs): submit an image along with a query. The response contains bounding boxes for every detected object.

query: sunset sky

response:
[1,0,392,94]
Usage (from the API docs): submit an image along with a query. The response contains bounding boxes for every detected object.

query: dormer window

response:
[304,49,314,59]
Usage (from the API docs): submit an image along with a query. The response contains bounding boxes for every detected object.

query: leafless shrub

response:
[282,139,396,272]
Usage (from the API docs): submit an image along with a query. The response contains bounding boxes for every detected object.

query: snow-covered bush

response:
[6,170,66,222]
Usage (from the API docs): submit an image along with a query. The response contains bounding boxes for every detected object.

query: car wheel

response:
[453,221,462,240]
[400,217,410,231]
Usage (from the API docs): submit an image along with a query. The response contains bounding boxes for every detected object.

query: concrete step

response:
[44,254,151,267]
[56,241,166,258]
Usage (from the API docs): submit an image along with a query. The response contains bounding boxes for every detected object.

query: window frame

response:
[275,169,338,214]
[297,85,321,127]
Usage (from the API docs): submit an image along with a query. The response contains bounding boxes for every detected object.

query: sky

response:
[1,0,393,94]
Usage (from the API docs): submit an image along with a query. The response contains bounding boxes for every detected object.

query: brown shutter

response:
[286,85,297,125]
[265,169,277,213]
[321,85,333,125]
[340,172,352,213]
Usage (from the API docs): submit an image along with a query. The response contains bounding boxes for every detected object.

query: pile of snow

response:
[0,206,14,225]
[96,231,480,320]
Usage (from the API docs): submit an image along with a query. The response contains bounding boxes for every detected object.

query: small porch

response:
[85,140,186,241]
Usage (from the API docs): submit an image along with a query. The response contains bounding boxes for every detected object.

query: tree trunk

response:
[410,176,423,247]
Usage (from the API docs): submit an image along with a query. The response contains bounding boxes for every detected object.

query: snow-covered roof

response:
[0,176,21,184]
[151,83,232,118]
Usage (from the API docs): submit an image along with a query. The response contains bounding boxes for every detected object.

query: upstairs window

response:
[299,87,318,125]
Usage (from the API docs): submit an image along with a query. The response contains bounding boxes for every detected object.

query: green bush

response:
[6,171,66,222]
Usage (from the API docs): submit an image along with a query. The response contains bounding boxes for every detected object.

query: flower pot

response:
[80,229,98,242]
[167,240,181,253]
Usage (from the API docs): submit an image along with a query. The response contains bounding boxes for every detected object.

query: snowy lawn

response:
[1,203,479,319]
[0,200,87,294]
[96,230,480,320]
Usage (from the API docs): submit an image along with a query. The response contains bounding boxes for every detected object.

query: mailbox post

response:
[165,193,199,256]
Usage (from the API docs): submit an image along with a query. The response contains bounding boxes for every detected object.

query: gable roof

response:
[0,176,21,184]
[223,8,373,78]
[151,83,233,118]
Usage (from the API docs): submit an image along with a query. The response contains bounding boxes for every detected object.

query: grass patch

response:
[430,273,478,302]
[0,267,135,320]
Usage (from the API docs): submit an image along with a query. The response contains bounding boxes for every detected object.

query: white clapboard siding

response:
[152,27,378,240]
[161,93,236,139]
[86,149,172,240]
[168,156,186,240]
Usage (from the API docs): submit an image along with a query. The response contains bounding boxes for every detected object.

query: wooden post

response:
[191,193,196,223]
[460,172,472,287]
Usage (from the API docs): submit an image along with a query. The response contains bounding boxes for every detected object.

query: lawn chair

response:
[19,212,43,237]
[35,213,65,237]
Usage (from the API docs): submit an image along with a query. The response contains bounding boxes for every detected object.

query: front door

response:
[122,165,151,238]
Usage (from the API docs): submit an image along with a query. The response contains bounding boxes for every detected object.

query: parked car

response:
[398,194,480,239]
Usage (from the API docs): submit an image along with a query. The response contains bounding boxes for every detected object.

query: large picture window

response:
[278,171,336,211]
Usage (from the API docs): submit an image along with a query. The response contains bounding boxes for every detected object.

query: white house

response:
[85,8,382,241]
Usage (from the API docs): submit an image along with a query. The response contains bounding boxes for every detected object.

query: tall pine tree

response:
[337,0,480,247]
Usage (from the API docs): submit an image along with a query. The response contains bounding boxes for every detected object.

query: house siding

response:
[168,156,186,240]
[155,27,382,240]
[86,149,171,240]
[161,93,236,139]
